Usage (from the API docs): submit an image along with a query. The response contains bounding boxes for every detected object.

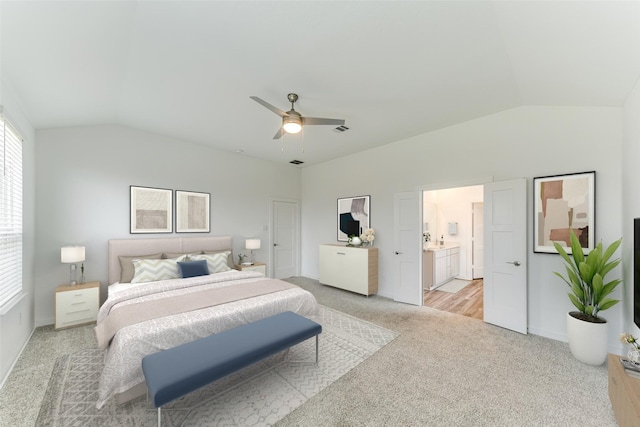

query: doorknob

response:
[506,261,521,266]
[395,251,403,255]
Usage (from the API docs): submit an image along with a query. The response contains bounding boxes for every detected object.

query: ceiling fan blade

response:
[250,96,287,118]
[302,117,345,126]
[273,127,284,139]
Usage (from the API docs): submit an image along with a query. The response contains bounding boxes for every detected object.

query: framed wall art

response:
[176,190,210,233]
[130,186,173,234]
[337,195,370,242]
[533,171,595,254]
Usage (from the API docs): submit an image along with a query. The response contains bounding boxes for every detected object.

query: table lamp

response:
[61,246,85,285]
[245,239,260,265]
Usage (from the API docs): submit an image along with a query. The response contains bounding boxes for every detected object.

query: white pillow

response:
[131,256,186,284]
[190,252,232,274]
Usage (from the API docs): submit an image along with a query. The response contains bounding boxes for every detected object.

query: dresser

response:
[608,353,640,426]
[54,281,100,330]
[319,244,378,296]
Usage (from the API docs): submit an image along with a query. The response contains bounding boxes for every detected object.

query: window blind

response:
[0,115,23,308]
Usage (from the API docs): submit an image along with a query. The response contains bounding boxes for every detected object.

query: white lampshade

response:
[245,239,261,250]
[282,117,302,134]
[61,246,85,263]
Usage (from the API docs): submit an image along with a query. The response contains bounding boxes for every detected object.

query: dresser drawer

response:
[55,284,99,329]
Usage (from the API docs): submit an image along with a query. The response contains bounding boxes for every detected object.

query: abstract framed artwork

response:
[130,186,173,234]
[176,190,210,233]
[337,195,370,242]
[533,171,595,254]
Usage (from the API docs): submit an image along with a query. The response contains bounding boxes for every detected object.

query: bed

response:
[95,236,318,409]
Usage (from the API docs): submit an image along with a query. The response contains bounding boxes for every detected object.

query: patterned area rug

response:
[36,306,398,427]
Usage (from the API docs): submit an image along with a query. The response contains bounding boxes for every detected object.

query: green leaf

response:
[569,229,585,266]
[598,299,620,312]
[592,273,604,303]
[578,261,594,284]
[568,293,585,312]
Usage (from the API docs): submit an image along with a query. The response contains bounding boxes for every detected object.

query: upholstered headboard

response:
[107,236,233,285]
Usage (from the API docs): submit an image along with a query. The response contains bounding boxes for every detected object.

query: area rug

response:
[436,279,471,293]
[36,305,398,427]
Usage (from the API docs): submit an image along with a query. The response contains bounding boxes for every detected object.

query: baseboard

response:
[0,327,35,390]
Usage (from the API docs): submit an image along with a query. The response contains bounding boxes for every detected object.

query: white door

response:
[483,178,527,334]
[393,191,423,305]
[272,200,298,279]
[472,202,484,279]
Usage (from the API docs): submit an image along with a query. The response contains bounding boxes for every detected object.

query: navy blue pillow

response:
[178,259,210,278]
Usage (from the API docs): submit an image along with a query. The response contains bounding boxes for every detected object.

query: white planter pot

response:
[566,312,608,365]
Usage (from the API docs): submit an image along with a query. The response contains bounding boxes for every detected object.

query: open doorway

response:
[422,185,484,320]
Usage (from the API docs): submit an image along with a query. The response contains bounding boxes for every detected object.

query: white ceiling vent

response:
[333,125,349,133]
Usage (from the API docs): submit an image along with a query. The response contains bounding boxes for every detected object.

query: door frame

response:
[269,197,301,278]
[417,177,493,288]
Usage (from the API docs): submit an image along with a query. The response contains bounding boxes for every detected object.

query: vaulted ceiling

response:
[2,1,640,166]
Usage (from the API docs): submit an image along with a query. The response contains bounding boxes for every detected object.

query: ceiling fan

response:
[250,93,345,139]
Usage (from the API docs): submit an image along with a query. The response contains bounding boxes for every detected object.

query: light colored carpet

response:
[34,305,397,427]
[435,279,471,293]
[1,277,618,427]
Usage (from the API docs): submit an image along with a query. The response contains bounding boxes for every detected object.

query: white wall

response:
[34,125,301,326]
[302,106,623,350]
[0,83,36,385]
[622,77,640,338]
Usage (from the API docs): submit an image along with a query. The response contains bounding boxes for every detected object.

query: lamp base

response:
[69,264,77,286]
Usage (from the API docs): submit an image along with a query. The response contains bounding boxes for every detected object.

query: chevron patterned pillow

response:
[190,252,232,274]
[131,256,187,283]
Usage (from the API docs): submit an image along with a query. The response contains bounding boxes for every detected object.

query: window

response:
[0,114,23,308]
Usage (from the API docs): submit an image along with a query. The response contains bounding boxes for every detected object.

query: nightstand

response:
[235,262,267,275]
[54,281,100,330]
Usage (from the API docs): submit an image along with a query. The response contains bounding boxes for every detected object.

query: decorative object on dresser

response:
[60,246,85,285]
[130,186,173,234]
[175,190,210,233]
[608,353,640,426]
[245,238,261,264]
[54,281,99,330]
[347,236,362,247]
[553,229,622,365]
[319,244,378,296]
[620,332,640,363]
[337,195,370,242]
[533,171,595,254]
[360,227,375,246]
[236,261,266,275]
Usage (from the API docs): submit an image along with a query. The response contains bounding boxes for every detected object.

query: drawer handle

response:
[337,252,346,255]
[61,317,93,325]
[71,301,87,306]
[67,308,91,315]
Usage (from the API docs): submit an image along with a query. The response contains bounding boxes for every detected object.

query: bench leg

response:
[316,335,319,363]
[158,407,161,427]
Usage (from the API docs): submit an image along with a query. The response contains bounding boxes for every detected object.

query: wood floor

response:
[423,279,483,320]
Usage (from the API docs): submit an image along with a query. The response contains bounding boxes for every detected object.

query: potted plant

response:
[553,229,622,365]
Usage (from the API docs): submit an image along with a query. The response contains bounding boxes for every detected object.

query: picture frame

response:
[533,171,595,254]
[130,186,173,234]
[175,190,210,233]
[337,195,370,242]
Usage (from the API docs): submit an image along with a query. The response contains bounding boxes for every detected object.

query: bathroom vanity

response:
[423,244,460,290]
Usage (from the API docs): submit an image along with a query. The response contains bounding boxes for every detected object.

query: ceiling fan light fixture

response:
[282,117,302,134]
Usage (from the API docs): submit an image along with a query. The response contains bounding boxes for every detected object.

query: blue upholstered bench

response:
[141,311,322,426]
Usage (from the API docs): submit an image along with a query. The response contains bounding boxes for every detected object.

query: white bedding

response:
[95,269,318,409]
